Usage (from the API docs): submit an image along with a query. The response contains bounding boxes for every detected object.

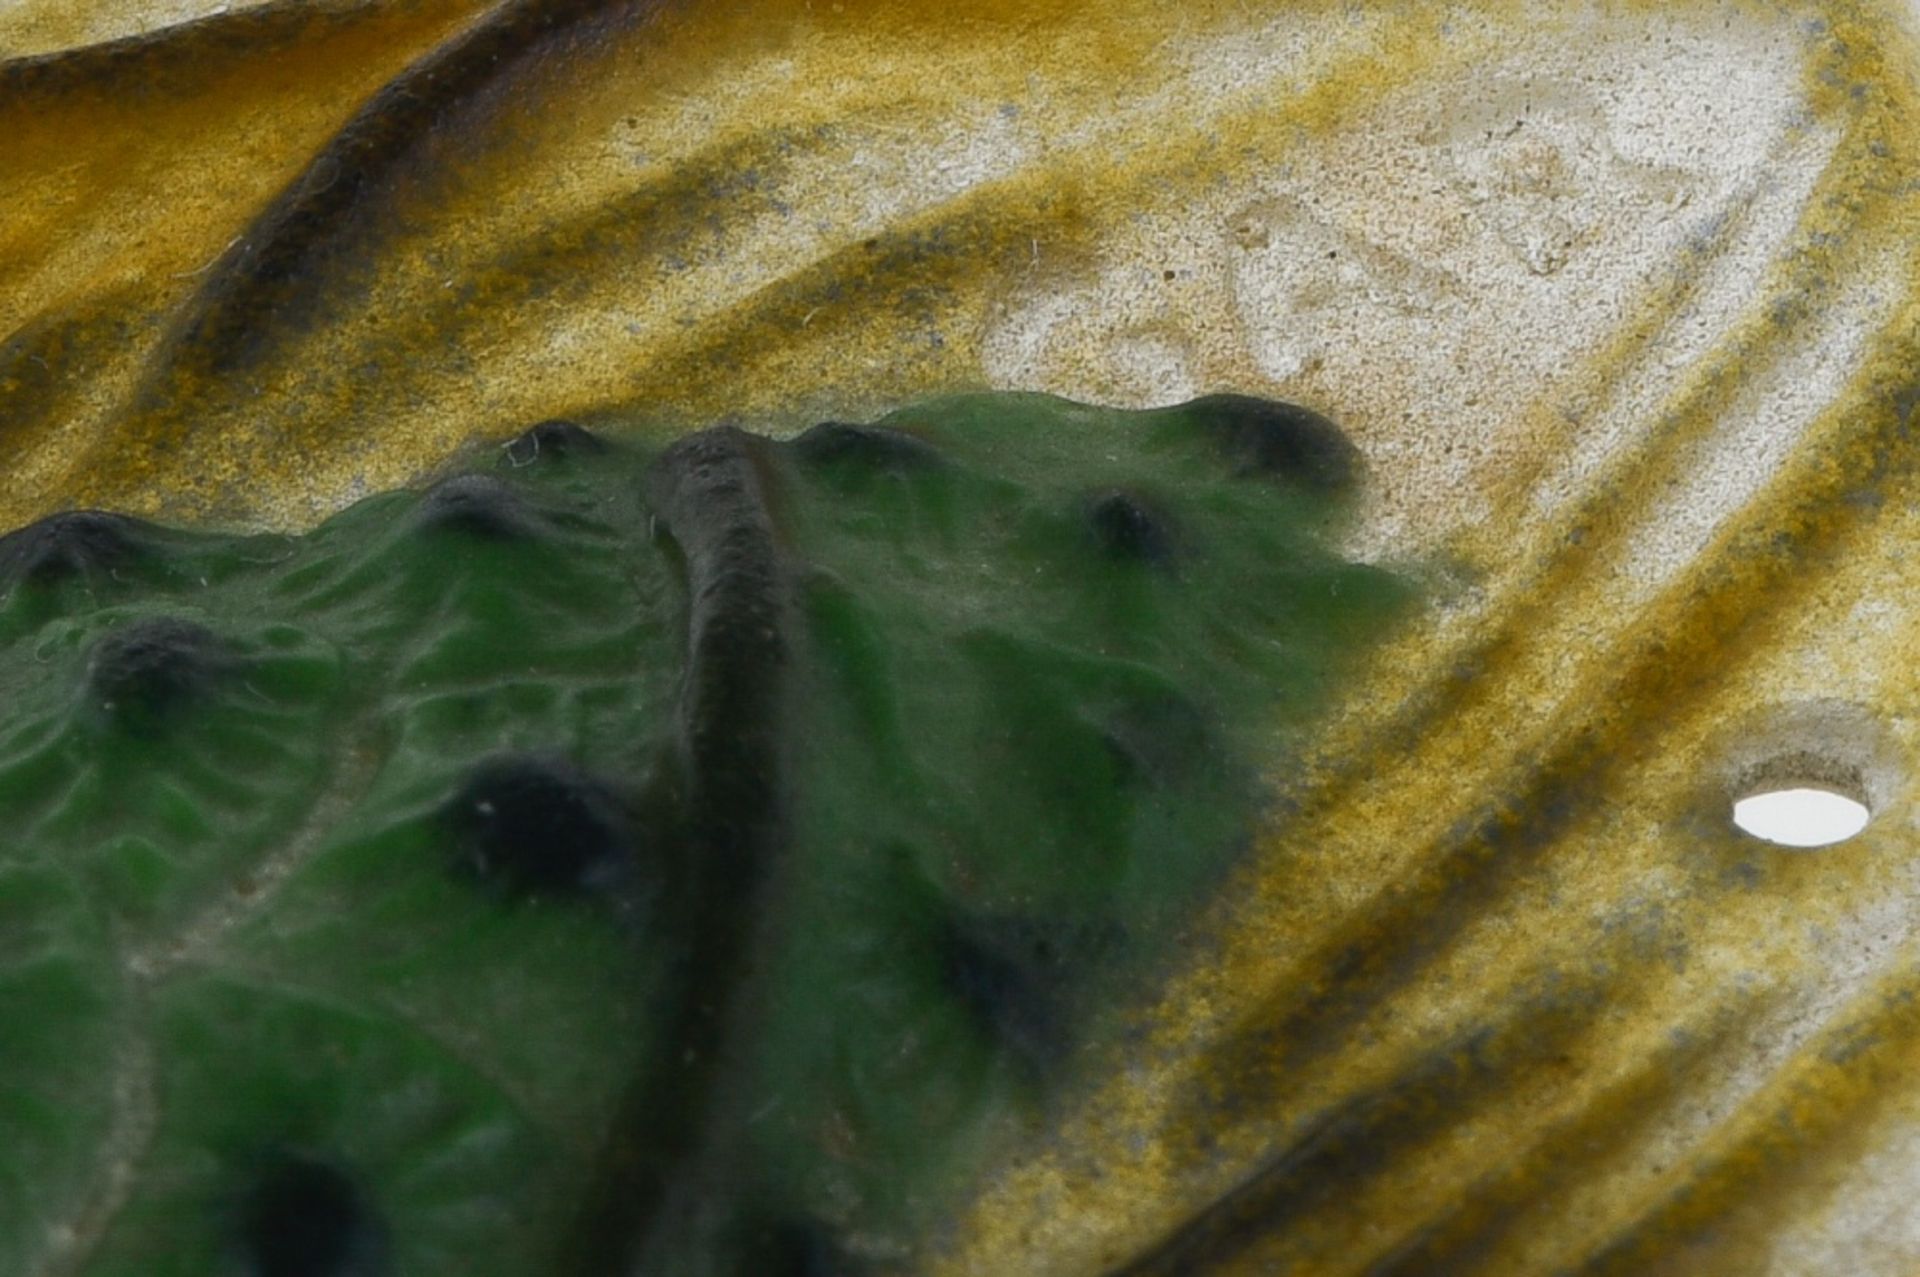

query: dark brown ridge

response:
[1108,987,1601,1277]
[0,0,386,98]
[150,0,672,382]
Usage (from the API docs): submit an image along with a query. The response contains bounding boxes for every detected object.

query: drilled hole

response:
[1732,783,1870,848]
[1706,701,1899,852]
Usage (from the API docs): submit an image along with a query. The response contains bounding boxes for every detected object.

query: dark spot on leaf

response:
[939,914,1079,1064]
[735,1216,865,1277]
[1088,490,1174,565]
[503,418,605,466]
[445,753,633,897]
[791,421,943,472]
[415,474,534,539]
[239,1153,382,1277]
[1180,393,1358,492]
[85,617,226,735]
[0,510,148,588]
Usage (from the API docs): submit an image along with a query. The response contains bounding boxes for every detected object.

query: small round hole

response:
[1732,786,1870,848]
[1704,700,1898,852]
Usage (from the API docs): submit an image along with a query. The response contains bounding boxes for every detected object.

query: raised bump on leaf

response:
[415,474,535,540]
[0,510,150,589]
[1087,489,1175,565]
[444,753,634,897]
[238,1152,383,1277]
[503,419,606,466]
[1177,393,1359,492]
[85,617,227,735]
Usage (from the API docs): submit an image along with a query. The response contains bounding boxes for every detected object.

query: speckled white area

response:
[1766,1117,1920,1275]
[1531,121,1841,521]
[1616,246,1901,592]
[980,9,1833,567]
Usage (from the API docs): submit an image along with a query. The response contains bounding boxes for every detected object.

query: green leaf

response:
[0,393,1412,1275]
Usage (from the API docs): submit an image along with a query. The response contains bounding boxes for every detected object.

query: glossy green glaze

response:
[0,392,1410,1275]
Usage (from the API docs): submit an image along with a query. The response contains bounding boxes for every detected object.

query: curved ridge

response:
[148,0,668,383]
[566,426,794,1273]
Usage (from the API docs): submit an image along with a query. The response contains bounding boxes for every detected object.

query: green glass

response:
[0,392,1413,1276]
